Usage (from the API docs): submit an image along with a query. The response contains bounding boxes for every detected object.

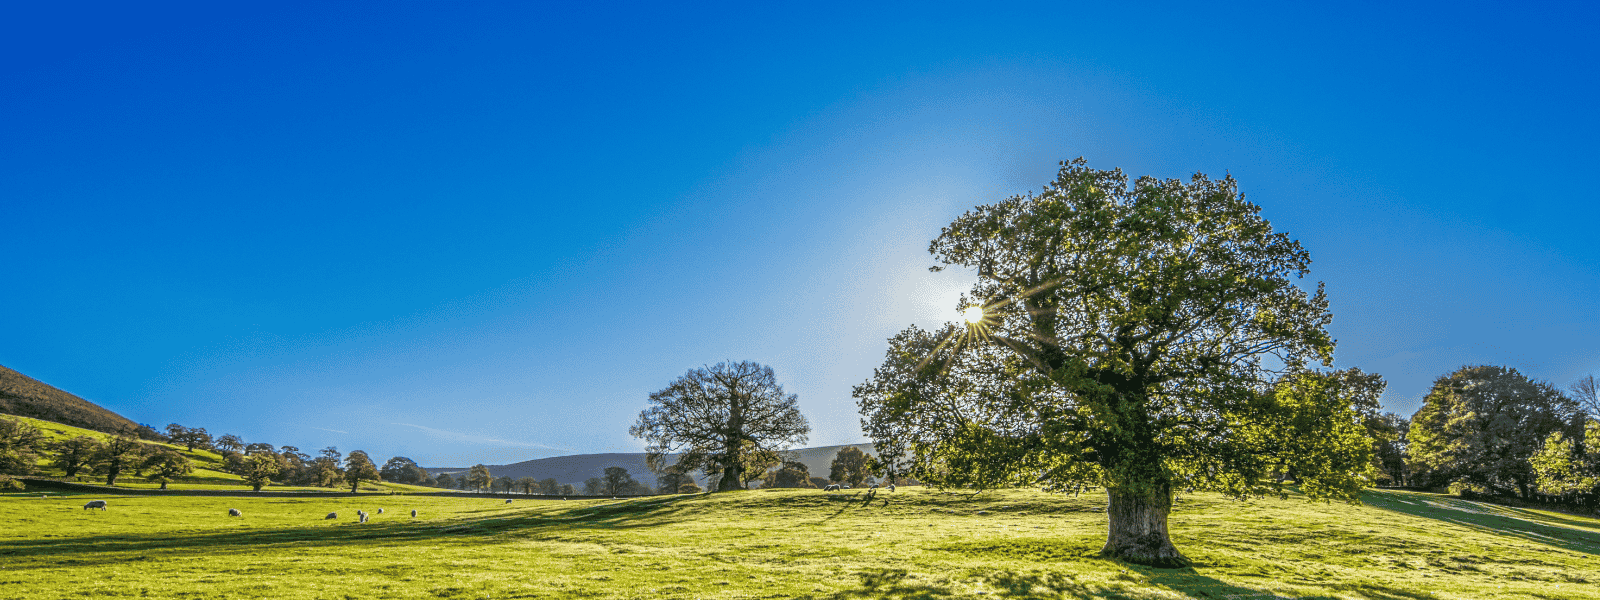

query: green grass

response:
[2,486,1596,599]
[7,414,438,493]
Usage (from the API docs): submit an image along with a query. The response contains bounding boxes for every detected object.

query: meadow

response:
[2,486,1596,599]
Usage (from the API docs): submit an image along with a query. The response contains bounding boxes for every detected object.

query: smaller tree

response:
[655,465,692,495]
[517,477,537,494]
[53,436,101,478]
[538,477,561,495]
[1530,418,1599,506]
[91,428,144,486]
[1574,375,1599,420]
[245,442,276,456]
[215,434,244,454]
[435,473,456,490]
[583,477,603,496]
[771,461,813,488]
[344,450,381,493]
[496,476,515,493]
[829,447,871,487]
[602,466,637,496]
[466,464,492,492]
[143,449,193,490]
[560,483,577,495]
[380,456,422,483]
[0,418,46,476]
[241,452,281,492]
[186,427,213,451]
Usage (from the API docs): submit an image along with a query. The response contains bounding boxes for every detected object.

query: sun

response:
[962,305,985,324]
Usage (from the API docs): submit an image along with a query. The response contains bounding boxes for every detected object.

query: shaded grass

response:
[2,487,1597,599]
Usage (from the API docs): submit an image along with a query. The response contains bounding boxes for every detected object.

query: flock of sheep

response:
[81,499,420,521]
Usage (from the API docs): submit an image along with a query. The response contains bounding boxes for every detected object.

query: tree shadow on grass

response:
[1365,490,1600,556]
[800,564,1435,600]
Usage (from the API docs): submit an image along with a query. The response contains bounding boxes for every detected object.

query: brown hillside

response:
[0,363,142,435]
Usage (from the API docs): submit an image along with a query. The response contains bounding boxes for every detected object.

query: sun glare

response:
[963,305,985,324]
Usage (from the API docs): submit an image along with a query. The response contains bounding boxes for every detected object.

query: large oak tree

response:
[632,361,810,492]
[855,159,1374,566]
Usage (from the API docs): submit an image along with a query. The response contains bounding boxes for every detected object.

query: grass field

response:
[2,486,1596,599]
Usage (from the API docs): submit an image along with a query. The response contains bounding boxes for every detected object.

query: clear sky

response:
[3,2,1596,467]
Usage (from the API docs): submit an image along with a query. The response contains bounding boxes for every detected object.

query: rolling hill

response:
[0,363,143,435]
[428,443,878,487]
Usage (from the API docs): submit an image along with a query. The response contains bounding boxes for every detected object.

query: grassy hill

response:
[3,414,435,493]
[0,363,142,435]
[0,485,1594,599]
[431,443,878,487]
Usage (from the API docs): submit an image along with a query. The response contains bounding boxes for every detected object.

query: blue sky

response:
[3,2,1596,467]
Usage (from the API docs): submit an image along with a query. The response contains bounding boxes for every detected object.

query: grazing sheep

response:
[840,485,851,490]
[887,484,896,492]
[823,484,839,492]
[228,508,242,517]
[357,510,368,523]
[325,512,338,520]
[869,483,879,490]
[505,499,513,504]
[377,508,384,514]
[410,509,417,518]
[83,500,107,511]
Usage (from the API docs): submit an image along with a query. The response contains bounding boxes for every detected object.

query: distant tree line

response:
[1391,366,1598,512]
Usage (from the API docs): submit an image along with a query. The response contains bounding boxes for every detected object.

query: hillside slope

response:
[0,363,142,434]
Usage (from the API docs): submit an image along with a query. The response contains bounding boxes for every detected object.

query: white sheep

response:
[377,508,384,514]
[410,509,417,518]
[228,508,242,517]
[505,499,513,504]
[83,500,107,511]
[325,512,338,520]
[887,484,896,492]
[358,510,369,523]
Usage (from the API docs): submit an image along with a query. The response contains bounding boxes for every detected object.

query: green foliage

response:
[1407,365,1579,496]
[380,456,431,485]
[538,477,561,495]
[631,361,810,492]
[467,464,493,492]
[769,460,813,488]
[52,435,101,477]
[856,159,1372,563]
[344,450,381,493]
[240,453,281,491]
[434,473,455,489]
[1531,419,1600,495]
[602,466,636,496]
[91,428,145,485]
[215,434,244,453]
[829,447,872,487]
[0,417,46,475]
[143,449,194,489]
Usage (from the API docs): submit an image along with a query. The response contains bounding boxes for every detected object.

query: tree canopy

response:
[855,159,1372,566]
[1408,365,1578,497]
[631,361,810,492]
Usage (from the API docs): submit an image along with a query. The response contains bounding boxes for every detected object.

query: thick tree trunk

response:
[716,465,742,492]
[1101,483,1187,567]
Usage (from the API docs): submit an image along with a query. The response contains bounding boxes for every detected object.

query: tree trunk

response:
[1101,483,1187,567]
[159,481,168,490]
[716,465,742,492]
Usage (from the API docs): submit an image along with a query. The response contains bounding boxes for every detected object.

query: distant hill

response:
[0,363,144,435]
[428,443,877,486]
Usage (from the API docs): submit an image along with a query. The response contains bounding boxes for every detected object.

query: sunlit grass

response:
[3,486,1595,599]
